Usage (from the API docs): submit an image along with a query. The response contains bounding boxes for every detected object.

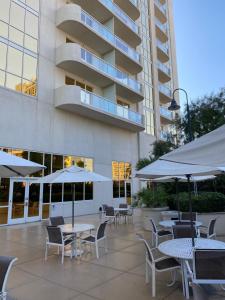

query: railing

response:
[81,10,140,63]
[155,0,167,15]
[155,17,168,34]
[80,89,144,125]
[157,61,171,76]
[130,0,138,7]
[160,106,173,120]
[81,48,142,93]
[156,40,169,55]
[158,84,172,98]
[160,130,169,141]
[99,0,139,34]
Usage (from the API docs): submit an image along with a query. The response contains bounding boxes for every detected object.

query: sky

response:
[173,0,225,108]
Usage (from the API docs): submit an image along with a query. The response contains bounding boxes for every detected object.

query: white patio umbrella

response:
[151,175,216,183]
[37,166,111,226]
[0,150,45,177]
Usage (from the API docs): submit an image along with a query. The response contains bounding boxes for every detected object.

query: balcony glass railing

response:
[157,40,169,55]
[81,10,140,63]
[80,89,144,125]
[99,0,139,34]
[157,61,171,76]
[155,18,168,34]
[130,0,138,7]
[160,106,173,120]
[158,84,172,98]
[155,0,167,15]
[81,48,142,93]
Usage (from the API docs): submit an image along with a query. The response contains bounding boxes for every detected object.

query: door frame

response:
[8,177,42,225]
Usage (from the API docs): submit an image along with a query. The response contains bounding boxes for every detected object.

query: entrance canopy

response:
[0,150,45,177]
[161,124,225,167]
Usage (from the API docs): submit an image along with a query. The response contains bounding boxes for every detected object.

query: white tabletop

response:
[158,238,225,260]
[114,208,129,211]
[159,220,202,228]
[59,223,95,234]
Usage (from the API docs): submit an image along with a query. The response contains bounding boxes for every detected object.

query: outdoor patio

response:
[1,213,225,300]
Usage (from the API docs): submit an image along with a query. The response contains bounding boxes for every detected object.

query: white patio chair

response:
[0,256,17,300]
[199,218,217,239]
[150,218,172,246]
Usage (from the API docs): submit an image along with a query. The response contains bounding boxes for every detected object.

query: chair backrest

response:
[0,256,17,293]
[50,216,65,226]
[150,218,157,234]
[172,225,197,239]
[193,249,225,284]
[102,204,108,212]
[181,212,197,221]
[208,218,217,236]
[46,226,63,244]
[119,203,128,208]
[136,233,154,263]
[105,206,115,216]
[191,284,209,300]
[97,221,108,240]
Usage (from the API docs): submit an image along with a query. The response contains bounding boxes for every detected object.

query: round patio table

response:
[158,238,225,299]
[159,220,202,229]
[59,223,95,257]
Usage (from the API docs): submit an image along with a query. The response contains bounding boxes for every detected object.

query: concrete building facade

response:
[0,0,178,225]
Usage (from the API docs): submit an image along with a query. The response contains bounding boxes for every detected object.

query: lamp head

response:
[168,99,180,111]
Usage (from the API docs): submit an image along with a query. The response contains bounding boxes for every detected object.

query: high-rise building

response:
[0,0,178,225]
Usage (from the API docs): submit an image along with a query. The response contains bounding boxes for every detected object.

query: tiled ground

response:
[1,214,225,300]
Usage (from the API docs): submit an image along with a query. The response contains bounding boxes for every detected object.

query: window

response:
[112,161,131,198]
[65,76,75,85]
[64,76,93,92]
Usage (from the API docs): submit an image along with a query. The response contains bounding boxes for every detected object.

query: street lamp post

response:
[168,88,193,142]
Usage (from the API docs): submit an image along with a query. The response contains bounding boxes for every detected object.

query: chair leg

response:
[152,267,156,297]
[167,270,177,287]
[45,243,48,261]
[96,241,99,259]
[145,259,149,283]
[155,235,158,247]
[61,246,64,264]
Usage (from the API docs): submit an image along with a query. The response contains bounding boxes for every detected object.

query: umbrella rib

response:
[3,165,24,177]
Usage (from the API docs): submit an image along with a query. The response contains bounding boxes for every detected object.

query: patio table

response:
[59,223,95,257]
[158,238,225,299]
[159,220,202,228]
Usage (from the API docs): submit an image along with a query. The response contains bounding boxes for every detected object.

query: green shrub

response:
[137,186,168,208]
[167,192,225,213]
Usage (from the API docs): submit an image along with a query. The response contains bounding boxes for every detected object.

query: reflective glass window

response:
[0,70,5,86]
[0,42,7,70]
[7,47,23,76]
[23,54,37,81]
[0,0,10,23]
[43,184,50,203]
[9,27,24,47]
[0,21,8,39]
[29,152,43,177]
[63,183,73,202]
[22,79,37,96]
[85,182,93,200]
[26,0,39,11]
[52,155,63,172]
[25,11,38,38]
[6,73,22,91]
[11,149,28,159]
[51,184,62,203]
[65,76,75,85]
[113,181,119,198]
[84,158,93,171]
[0,179,9,206]
[24,34,37,53]
[75,183,84,201]
[44,154,52,176]
[10,2,25,31]
[75,158,84,168]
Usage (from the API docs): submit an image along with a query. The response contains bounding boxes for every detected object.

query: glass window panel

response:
[119,162,125,180]
[52,155,63,172]
[6,73,22,91]
[21,79,37,96]
[125,163,131,179]
[84,158,93,171]
[0,42,7,70]
[75,183,84,201]
[23,54,37,81]
[0,21,8,39]
[24,34,37,53]
[65,76,75,85]
[44,154,52,176]
[64,156,76,168]
[43,184,50,203]
[11,149,28,159]
[75,158,84,168]
[0,178,9,206]
[85,182,93,200]
[0,0,10,23]
[63,183,73,202]
[0,70,5,86]
[76,81,85,89]
[9,27,24,47]
[42,204,49,219]
[0,207,8,225]
[7,47,23,76]
[51,184,62,202]
[113,181,119,198]
[26,0,39,11]
[112,161,119,180]
[29,152,43,177]
[10,2,25,31]
[120,181,125,197]
[25,11,38,38]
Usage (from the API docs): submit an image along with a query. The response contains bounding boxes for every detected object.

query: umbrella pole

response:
[72,184,75,228]
[175,178,180,220]
[187,175,194,247]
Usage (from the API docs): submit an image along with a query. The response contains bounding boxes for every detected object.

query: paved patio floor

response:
[1,214,225,300]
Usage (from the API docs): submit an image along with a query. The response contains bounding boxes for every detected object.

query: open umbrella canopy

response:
[0,150,45,177]
[151,175,216,183]
[135,160,221,179]
[161,124,225,168]
[37,166,111,184]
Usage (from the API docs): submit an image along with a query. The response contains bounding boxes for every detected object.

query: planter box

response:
[197,212,225,236]
[141,207,169,231]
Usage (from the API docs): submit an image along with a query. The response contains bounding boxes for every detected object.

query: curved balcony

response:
[56,5,142,74]
[157,61,171,83]
[114,0,140,20]
[56,43,143,102]
[160,106,173,124]
[155,18,168,43]
[158,84,172,104]
[154,0,167,24]
[156,40,169,63]
[55,86,145,132]
[71,0,141,47]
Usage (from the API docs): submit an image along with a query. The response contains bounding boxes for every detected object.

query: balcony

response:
[158,84,172,104]
[56,43,143,102]
[160,106,173,124]
[160,130,169,141]
[71,0,141,47]
[157,61,171,83]
[156,40,169,63]
[55,86,145,132]
[114,0,140,20]
[154,0,167,24]
[56,5,142,74]
[155,18,168,43]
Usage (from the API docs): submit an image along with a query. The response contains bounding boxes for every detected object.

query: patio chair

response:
[172,225,197,239]
[81,221,108,259]
[127,206,134,223]
[136,233,180,297]
[181,212,197,221]
[150,218,172,246]
[118,203,128,223]
[105,206,117,224]
[199,218,217,239]
[0,256,17,300]
[45,226,74,264]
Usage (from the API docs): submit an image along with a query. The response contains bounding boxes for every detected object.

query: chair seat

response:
[158,230,172,236]
[82,236,96,243]
[200,232,208,238]
[155,257,180,270]
[64,238,73,245]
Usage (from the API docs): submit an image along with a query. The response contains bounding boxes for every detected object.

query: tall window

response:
[112,161,131,198]
[0,0,39,96]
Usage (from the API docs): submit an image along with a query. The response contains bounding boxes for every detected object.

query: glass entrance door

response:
[125,182,131,205]
[8,179,41,224]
